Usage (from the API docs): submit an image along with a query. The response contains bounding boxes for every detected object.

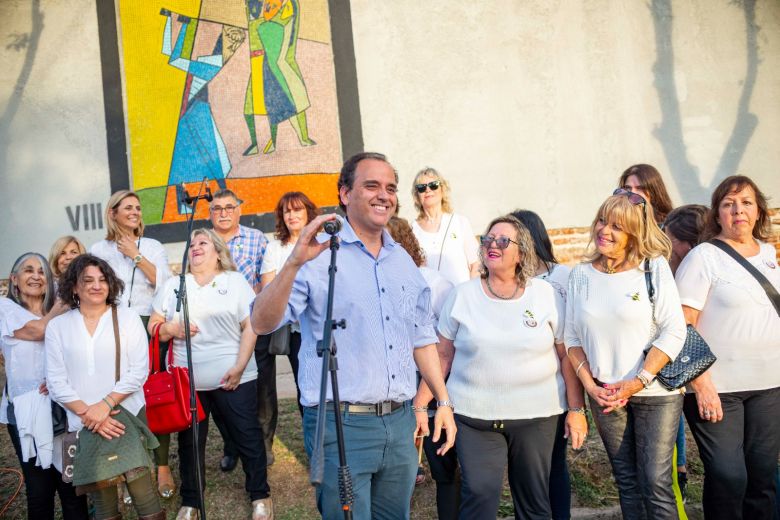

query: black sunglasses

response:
[480,235,519,249]
[415,180,441,193]
[613,188,646,206]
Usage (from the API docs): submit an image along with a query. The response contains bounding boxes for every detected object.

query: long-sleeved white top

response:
[90,238,171,316]
[564,256,686,397]
[45,306,148,431]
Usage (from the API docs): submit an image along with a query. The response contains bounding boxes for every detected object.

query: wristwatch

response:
[436,400,455,412]
[133,254,143,265]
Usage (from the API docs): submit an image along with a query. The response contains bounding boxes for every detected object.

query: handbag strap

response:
[436,214,454,271]
[643,258,657,354]
[709,239,780,317]
[149,323,161,374]
[111,305,120,383]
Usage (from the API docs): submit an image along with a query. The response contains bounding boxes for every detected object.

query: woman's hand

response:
[220,365,244,391]
[565,411,588,449]
[603,378,644,402]
[78,400,112,431]
[38,382,49,395]
[413,407,430,439]
[690,372,723,422]
[165,320,199,340]
[116,234,140,259]
[94,412,126,440]
[584,382,614,409]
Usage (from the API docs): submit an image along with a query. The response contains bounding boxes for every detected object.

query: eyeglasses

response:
[210,204,240,215]
[415,180,441,193]
[613,188,647,220]
[480,235,519,249]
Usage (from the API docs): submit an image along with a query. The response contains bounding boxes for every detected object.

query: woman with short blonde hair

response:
[48,235,86,279]
[411,167,480,285]
[566,190,686,519]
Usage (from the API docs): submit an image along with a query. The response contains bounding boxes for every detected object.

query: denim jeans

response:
[683,386,780,520]
[303,402,417,520]
[591,393,683,520]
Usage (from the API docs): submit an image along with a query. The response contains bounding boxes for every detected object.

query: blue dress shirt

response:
[282,220,437,407]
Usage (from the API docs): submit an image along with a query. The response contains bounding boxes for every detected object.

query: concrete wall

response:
[1,0,779,276]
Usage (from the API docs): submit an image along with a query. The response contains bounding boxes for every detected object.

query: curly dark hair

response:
[57,254,125,309]
[274,191,320,245]
[386,216,426,267]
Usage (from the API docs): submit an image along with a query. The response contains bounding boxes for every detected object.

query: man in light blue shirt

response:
[251,152,455,519]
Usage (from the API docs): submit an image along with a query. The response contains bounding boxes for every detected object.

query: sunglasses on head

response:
[480,235,519,249]
[613,188,648,220]
[415,180,441,193]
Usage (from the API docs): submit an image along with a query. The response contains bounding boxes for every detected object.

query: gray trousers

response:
[591,393,682,520]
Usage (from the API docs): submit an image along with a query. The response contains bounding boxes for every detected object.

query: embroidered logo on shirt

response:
[523,309,537,328]
[765,259,776,269]
[631,292,640,301]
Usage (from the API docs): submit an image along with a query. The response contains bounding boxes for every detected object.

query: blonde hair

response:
[187,228,237,273]
[584,195,671,266]
[412,167,453,219]
[478,215,539,286]
[105,190,143,241]
[48,236,87,277]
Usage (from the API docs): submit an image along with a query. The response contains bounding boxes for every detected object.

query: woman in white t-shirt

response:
[565,191,686,520]
[149,229,272,519]
[411,167,480,286]
[1,253,87,518]
[512,209,580,520]
[418,215,586,519]
[675,176,780,520]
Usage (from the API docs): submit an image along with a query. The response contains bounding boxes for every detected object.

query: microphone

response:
[204,187,213,202]
[183,178,212,204]
[323,215,342,235]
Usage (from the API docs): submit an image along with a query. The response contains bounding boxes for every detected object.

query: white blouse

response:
[90,238,172,316]
[413,213,479,286]
[537,263,571,335]
[0,298,47,423]
[564,256,686,397]
[45,307,148,431]
[153,271,257,391]
[439,277,565,420]
[675,241,780,393]
[262,237,295,274]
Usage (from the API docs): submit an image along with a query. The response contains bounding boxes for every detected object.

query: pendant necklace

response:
[486,277,520,300]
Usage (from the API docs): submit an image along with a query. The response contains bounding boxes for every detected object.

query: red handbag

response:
[143,324,205,434]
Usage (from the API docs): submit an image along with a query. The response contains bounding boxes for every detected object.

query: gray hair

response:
[8,252,56,314]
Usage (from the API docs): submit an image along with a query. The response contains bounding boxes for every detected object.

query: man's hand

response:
[286,214,339,268]
[431,406,456,455]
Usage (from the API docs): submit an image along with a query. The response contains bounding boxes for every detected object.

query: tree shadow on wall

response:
[651,0,759,201]
[0,0,44,177]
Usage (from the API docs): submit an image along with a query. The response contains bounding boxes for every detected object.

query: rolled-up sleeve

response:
[651,258,686,361]
[45,318,81,405]
[113,311,149,395]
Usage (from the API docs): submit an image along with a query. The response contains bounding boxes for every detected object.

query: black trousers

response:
[422,415,460,520]
[6,424,88,519]
[684,386,780,520]
[549,413,572,520]
[455,413,558,520]
[220,331,303,460]
[178,380,269,507]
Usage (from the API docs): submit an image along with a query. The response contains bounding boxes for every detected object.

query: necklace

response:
[601,256,624,274]
[486,277,520,300]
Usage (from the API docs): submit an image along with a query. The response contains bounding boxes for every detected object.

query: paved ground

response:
[276,355,298,399]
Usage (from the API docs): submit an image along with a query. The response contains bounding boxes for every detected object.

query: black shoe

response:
[678,471,688,504]
[220,455,238,472]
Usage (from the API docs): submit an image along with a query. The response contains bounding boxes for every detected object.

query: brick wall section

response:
[0,209,778,297]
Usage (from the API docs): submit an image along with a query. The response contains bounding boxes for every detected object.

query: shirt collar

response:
[337,218,397,252]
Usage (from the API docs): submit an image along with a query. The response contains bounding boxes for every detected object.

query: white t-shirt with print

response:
[439,277,565,420]
[675,241,780,393]
[153,271,257,391]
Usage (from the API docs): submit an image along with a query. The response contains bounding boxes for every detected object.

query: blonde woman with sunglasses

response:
[565,190,686,519]
[411,167,480,285]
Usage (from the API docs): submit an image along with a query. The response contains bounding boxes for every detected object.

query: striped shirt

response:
[281,220,437,407]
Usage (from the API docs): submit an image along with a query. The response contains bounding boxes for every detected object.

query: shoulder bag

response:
[268,324,292,356]
[709,239,780,317]
[644,259,717,390]
[143,322,205,434]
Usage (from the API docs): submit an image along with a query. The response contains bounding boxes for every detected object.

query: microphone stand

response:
[309,232,352,519]
[176,178,211,519]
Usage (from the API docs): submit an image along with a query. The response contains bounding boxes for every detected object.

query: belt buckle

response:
[378,401,391,416]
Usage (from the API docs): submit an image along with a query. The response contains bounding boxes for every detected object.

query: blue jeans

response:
[303,402,417,520]
[592,393,683,520]
[675,415,686,467]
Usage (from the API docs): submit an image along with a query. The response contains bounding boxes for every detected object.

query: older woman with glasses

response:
[565,190,686,519]
[1,253,87,519]
[675,176,780,520]
[411,167,480,285]
[418,215,586,519]
[90,189,174,497]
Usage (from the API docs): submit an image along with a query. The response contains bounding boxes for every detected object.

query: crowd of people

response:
[1,153,778,520]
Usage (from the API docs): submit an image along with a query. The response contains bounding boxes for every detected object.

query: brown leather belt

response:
[323,401,405,416]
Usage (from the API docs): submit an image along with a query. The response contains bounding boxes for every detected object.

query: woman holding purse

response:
[1,253,87,519]
[45,254,163,519]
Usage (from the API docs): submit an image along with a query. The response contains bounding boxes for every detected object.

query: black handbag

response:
[644,259,717,390]
[268,324,291,356]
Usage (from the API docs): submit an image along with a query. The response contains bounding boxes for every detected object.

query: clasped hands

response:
[586,377,644,414]
[78,400,125,440]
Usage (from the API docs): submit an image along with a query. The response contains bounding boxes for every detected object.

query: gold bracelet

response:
[575,359,587,377]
